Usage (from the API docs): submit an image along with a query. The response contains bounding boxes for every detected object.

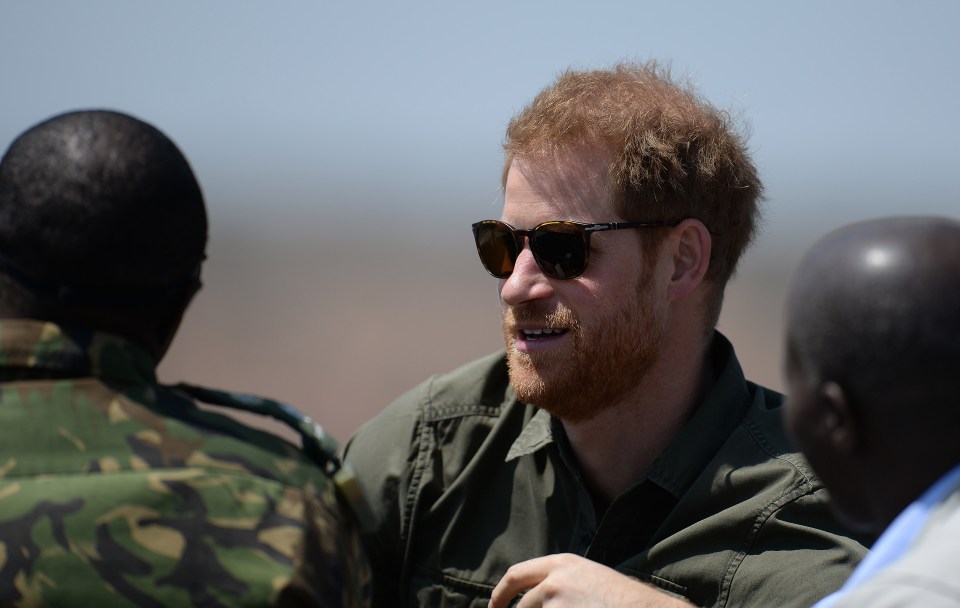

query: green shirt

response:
[0,319,370,607]
[344,333,869,607]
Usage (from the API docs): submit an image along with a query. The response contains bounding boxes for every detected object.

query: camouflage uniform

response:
[0,319,370,607]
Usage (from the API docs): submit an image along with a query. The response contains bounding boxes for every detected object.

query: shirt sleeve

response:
[723,486,871,608]
[343,383,427,608]
[276,482,373,608]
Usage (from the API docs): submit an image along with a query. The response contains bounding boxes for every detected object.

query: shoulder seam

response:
[716,478,819,607]
[715,415,824,607]
[740,413,818,486]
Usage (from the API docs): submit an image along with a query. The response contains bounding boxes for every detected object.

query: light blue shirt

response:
[813,463,960,608]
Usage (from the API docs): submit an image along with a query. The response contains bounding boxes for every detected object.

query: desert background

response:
[2,1,958,445]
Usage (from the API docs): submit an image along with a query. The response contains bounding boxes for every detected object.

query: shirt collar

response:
[504,332,755,499]
[647,332,753,497]
[506,407,553,461]
[0,318,158,385]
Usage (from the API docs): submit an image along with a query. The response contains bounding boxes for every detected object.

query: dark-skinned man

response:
[784,216,960,607]
[0,110,369,607]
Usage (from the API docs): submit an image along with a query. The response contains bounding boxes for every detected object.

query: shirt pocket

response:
[409,571,497,608]
[618,567,689,599]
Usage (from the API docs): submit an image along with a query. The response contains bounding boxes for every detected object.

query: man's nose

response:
[499,244,555,305]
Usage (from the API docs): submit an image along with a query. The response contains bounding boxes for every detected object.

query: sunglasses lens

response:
[473,221,518,278]
[531,223,587,279]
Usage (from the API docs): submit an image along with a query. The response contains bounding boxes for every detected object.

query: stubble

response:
[503,281,666,423]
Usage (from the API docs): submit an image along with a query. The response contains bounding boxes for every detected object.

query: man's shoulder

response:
[835,501,960,607]
[0,378,369,607]
[365,350,513,427]
[418,350,514,420]
[1,375,335,490]
[684,361,821,513]
[887,484,960,579]
[731,379,820,484]
[168,382,341,474]
[344,351,518,505]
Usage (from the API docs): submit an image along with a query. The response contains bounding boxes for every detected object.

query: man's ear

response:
[667,218,712,301]
[820,381,860,454]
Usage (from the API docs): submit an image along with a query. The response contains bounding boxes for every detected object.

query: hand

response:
[488,554,694,608]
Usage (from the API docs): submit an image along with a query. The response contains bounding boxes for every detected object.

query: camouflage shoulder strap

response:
[171,382,375,531]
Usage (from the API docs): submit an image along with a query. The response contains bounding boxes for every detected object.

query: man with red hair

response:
[347,62,868,607]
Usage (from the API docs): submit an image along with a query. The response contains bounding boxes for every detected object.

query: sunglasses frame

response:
[471,219,677,280]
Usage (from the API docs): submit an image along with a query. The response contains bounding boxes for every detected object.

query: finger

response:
[489,557,553,608]
[515,585,544,608]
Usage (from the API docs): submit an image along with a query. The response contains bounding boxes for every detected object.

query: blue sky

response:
[2,1,958,250]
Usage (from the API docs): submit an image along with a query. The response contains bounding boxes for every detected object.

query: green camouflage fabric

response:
[0,319,370,607]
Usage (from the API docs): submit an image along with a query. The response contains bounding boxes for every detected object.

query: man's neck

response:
[561,333,714,507]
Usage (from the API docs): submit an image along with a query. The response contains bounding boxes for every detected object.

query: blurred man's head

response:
[784,216,960,533]
[0,109,208,359]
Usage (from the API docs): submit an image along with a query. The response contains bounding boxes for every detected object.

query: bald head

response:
[0,110,208,357]
[0,110,207,290]
[787,216,960,406]
[784,216,960,531]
